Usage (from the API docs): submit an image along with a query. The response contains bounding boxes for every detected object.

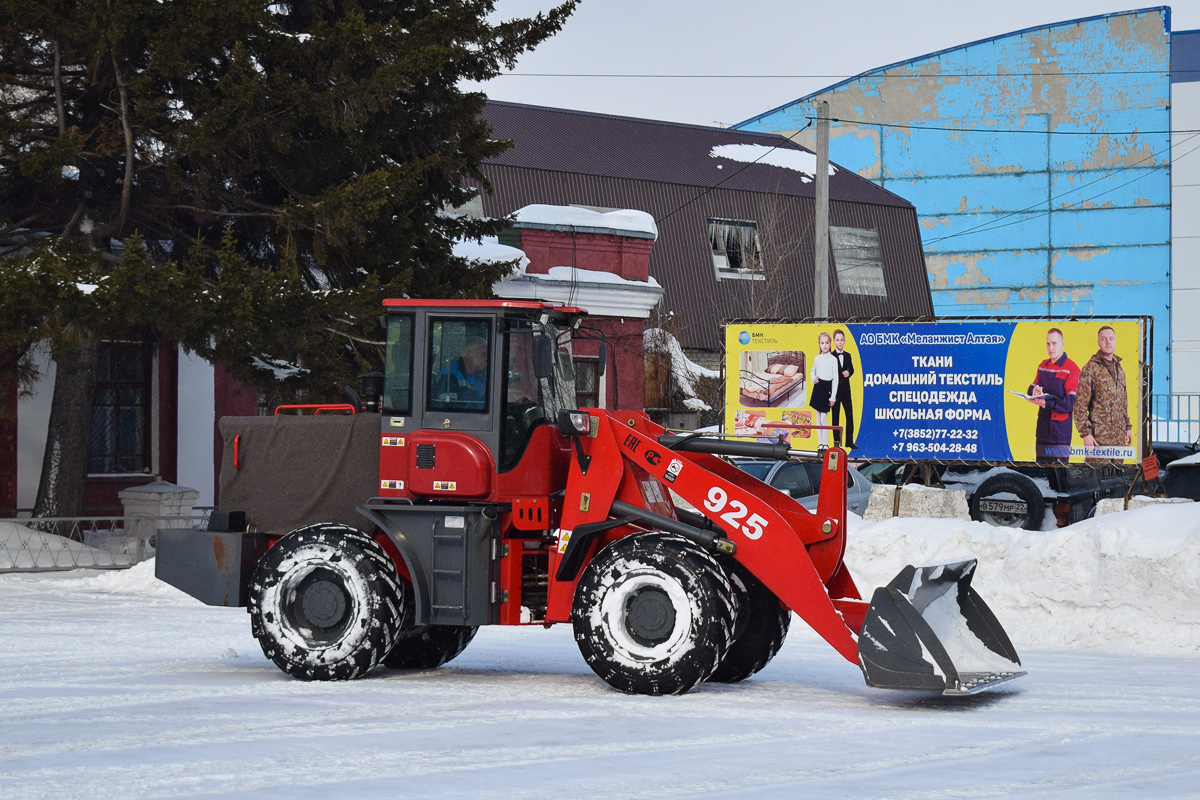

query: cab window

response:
[427,318,491,413]
[383,315,414,415]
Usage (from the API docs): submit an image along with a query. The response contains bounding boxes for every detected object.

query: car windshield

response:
[736,461,774,481]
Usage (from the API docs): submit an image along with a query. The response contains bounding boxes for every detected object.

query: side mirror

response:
[596,341,607,377]
[359,372,384,413]
[533,334,555,379]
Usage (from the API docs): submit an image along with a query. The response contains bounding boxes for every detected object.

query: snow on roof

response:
[533,265,660,289]
[452,236,529,273]
[709,144,837,183]
[494,262,663,318]
[512,205,658,240]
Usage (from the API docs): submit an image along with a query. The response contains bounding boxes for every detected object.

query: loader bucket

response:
[858,560,1025,695]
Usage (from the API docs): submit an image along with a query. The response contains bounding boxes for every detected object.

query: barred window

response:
[830,226,888,297]
[90,342,151,474]
[709,218,762,278]
[573,357,601,408]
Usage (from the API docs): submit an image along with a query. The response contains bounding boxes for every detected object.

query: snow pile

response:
[709,143,837,182]
[644,328,718,411]
[51,559,186,599]
[846,503,1200,653]
[513,204,658,239]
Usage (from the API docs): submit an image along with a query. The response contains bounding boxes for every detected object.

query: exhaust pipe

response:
[858,560,1025,695]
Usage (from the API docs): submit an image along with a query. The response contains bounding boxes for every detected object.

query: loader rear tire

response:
[709,558,790,683]
[383,581,479,669]
[572,532,735,696]
[249,524,404,681]
[383,624,478,669]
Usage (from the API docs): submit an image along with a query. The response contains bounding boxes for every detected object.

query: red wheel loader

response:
[157,300,1024,695]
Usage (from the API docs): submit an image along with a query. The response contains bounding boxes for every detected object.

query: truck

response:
[157,299,1024,696]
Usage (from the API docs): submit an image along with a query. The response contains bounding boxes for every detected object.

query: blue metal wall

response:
[737,9,1172,391]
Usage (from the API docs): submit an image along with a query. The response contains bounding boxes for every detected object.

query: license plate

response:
[978,499,1027,514]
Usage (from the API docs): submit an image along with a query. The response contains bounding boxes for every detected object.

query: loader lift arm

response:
[556,410,1025,696]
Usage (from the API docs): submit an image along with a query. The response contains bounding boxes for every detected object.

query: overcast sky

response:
[465,1,1200,127]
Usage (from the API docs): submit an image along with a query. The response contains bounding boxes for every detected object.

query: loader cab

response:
[377,300,585,501]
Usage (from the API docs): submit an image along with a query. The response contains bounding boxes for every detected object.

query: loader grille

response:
[416,444,436,469]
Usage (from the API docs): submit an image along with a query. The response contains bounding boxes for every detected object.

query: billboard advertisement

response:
[724,319,1144,465]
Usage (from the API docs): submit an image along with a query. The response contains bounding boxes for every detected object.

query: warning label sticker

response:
[382,437,405,447]
[380,479,405,490]
[433,481,457,491]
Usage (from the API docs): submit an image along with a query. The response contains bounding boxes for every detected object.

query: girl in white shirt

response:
[809,332,839,449]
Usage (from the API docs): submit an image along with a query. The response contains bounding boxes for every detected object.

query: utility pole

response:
[814,100,830,319]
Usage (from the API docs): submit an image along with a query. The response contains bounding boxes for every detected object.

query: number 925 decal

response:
[703,486,767,540]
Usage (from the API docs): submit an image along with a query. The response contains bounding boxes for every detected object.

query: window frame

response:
[383,314,415,416]
[709,217,764,281]
[425,316,493,416]
[829,225,888,297]
[572,355,605,409]
[89,340,153,476]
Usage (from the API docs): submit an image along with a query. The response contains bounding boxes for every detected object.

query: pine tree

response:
[0,0,576,518]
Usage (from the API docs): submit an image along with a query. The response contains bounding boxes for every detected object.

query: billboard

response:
[724,319,1145,465]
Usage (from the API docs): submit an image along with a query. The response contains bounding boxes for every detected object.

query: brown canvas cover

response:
[219,414,379,536]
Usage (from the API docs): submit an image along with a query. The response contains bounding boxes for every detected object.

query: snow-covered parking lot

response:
[3,506,1199,799]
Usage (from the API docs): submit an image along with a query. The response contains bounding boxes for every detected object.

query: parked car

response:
[733,458,873,517]
[1151,440,1200,469]
[856,461,1129,530]
[1161,453,1200,500]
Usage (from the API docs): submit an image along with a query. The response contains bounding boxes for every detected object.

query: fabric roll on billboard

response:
[724,319,1145,465]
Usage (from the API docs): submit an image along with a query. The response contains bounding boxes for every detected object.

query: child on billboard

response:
[809,331,839,450]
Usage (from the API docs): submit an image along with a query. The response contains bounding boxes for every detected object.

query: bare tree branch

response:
[324,327,385,346]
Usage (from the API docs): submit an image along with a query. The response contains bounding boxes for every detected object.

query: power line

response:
[654,121,814,227]
[500,69,1193,79]
[807,116,1190,137]
[924,130,1200,247]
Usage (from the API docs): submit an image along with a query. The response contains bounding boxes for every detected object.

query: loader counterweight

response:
[156,299,1024,697]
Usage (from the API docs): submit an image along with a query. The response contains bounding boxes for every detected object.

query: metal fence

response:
[0,508,212,573]
[1151,394,1200,443]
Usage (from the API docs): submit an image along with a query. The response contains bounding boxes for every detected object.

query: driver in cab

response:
[434,337,488,407]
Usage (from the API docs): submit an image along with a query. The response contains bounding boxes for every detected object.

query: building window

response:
[90,341,151,474]
[830,226,888,297]
[709,218,762,279]
[574,357,601,408]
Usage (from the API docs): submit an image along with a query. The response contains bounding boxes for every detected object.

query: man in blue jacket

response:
[434,337,489,409]
[1027,328,1080,463]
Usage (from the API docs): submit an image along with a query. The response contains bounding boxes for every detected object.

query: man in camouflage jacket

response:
[1074,326,1132,459]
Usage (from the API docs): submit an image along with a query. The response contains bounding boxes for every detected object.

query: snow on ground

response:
[3,507,1199,799]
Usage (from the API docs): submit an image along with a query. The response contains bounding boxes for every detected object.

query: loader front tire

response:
[572,532,735,695]
[709,558,790,683]
[249,524,403,681]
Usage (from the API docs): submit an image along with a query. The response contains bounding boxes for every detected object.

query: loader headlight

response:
[558,410,591,437]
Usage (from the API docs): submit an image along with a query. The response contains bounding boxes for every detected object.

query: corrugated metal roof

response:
[473,164,934,350]
[482,102,913,209]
